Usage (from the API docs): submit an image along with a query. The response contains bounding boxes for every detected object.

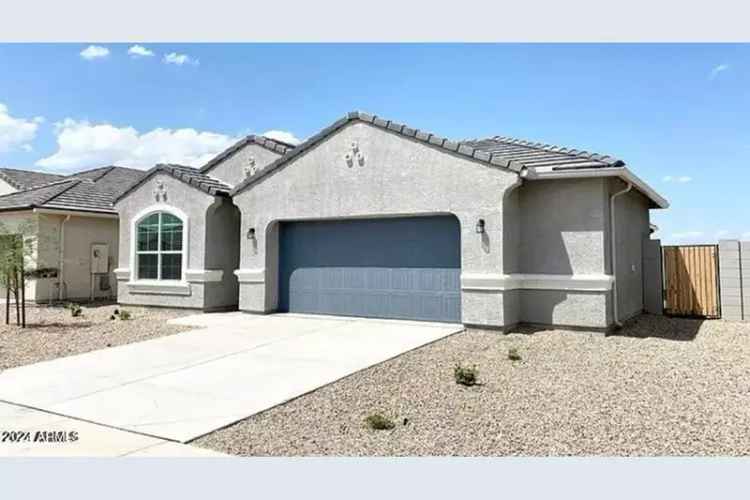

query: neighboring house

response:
[113,112,668,330]
[0,168,65,196]
[0,166,145,302]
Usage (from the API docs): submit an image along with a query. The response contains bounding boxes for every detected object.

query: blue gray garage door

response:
[279,216,461,322]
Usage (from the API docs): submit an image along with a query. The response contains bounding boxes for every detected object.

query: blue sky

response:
[0,43,747,244]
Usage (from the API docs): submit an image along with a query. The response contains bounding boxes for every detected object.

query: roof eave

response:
[230,111,522,196]
[524,166,669,209]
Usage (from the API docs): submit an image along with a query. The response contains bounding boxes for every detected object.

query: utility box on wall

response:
[91,244,109,274]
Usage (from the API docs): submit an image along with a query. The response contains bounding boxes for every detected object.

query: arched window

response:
[136,212,184,280]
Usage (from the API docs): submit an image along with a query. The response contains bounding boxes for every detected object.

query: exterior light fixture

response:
[247,227,256,240]
[475,219,485,234]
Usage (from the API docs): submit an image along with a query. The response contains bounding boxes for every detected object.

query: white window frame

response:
[129,204,189,284]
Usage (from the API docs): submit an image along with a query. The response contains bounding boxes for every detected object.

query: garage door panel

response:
[279,217,461,323]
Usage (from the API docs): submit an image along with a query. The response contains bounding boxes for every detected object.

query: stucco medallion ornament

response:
[153,180,167,202]
[344,141,365,167]
[244,156,257,178]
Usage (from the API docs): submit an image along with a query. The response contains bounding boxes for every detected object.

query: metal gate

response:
[662,244,720,318]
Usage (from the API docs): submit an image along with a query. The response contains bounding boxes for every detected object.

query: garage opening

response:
[278,215,461,322]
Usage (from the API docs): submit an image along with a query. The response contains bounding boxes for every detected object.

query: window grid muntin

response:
[136,212,184,281]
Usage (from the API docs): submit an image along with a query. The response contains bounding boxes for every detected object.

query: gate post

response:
[718,239,743,320]
[643,238,663,315]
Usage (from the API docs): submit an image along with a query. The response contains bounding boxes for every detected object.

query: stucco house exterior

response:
[112,137,294,311]
[0,166,145,302]
[113,112,668,330]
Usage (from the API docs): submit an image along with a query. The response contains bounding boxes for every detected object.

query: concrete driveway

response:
[0,313,461,443]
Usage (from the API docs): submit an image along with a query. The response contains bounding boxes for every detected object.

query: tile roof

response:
[200,135,296,175]
[231,111,626,196]
[462,136,624,171]
[113,164,232,204]
[0,168,66,190]
[0,166,146,214]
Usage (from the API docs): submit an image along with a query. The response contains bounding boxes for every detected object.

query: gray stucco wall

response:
[114,173,228,310]
[203,143,282,188]
[608,180,650,322]
[518,178,608,275]
[520,290,610,328]
[514,178,611,328]
[232,121,520,328]
[642,238,663,315]
[203,197,241,310]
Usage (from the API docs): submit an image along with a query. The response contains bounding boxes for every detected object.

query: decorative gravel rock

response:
[0,303,194,371]
[194,314,750,456]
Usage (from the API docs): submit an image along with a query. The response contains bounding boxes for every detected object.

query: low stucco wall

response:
[719,239,750,321]
[232,121,519,328]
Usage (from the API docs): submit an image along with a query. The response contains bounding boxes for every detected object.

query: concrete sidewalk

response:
[0,313,461,444]
[0,402,227,457]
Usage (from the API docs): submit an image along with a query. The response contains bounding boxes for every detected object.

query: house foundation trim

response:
[461,273,614,292]
[234,268,265,283]
[125,281,192,295]
[113,268,131,281]
[185,269,224,282]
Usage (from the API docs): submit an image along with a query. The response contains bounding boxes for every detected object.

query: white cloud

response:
[709,63,729,80]
[80,45,110,60]
[35,119,239,172]
[262,130,302,145]
[662,175,692,183]
[128,45,154,58]
[0,103,44,153]
[163,52,199,66]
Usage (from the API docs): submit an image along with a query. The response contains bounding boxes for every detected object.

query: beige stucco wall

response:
[203,143,282,188]
[0,211,119,303]
[232,121,520,327]
[55,214,119,301]
[0,180,17,196]
[0,211,39,301]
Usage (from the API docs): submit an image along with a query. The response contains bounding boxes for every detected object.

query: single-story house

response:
[0,166,144,302]
[113,112,668,330]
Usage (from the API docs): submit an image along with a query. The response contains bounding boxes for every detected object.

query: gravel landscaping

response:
[0,303,194,371]
[194,314,750,456]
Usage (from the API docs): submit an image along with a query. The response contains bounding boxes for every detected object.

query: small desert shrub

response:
[508,347,522,361]
[454,364,478,386]
[117,310,132,320]
[66,303,82,317]
[365,413,395,430]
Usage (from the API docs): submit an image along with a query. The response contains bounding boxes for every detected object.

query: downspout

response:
[58,214,71,301]
[609,182,632,327]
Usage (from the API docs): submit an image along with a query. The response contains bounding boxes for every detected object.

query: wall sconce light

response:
[247,227,256,240]
[475,219,485,234]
